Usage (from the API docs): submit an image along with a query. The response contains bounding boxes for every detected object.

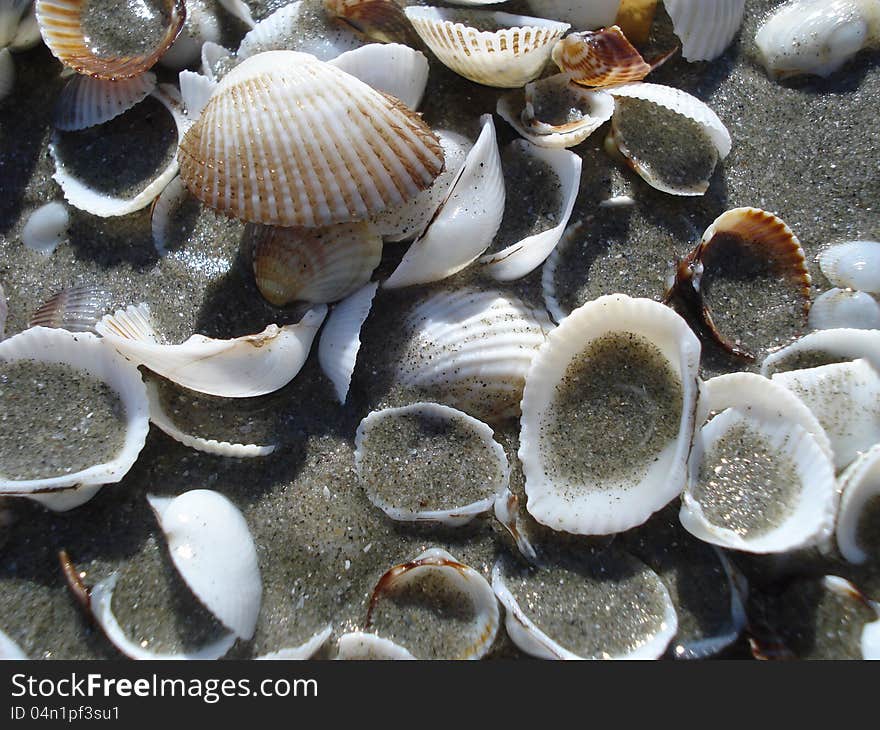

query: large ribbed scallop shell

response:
[324,0,417,45]
[404,7,570,88]
[252,221,382,306]
[664,0,746,62]
[54,72,157,131]
[178,51,444,228]
[35,0,186,80]
[666,207,811,360]
[552,26,652,87]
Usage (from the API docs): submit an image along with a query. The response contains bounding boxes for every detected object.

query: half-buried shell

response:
[335,632,415,660]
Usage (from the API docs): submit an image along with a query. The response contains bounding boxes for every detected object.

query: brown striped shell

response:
[552,25,652,87]
[35,0,185,80]
[323,0,417,45]
[177,51,444,228]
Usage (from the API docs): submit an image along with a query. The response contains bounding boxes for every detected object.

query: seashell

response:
[178,51,444,228]
[145,379,276,458]
[54,72,156,132]
[522,0,619,30]
[491,548,678,660]
[147,489,262,640]
[665,207,811,360]
[335,632,416,660]
[252,222,382,306]
[34,0,186,80]
[150,174,190,255]
[835,443,880,564]
[680,406,837,554]
[28,484,103,512]
[177,70,217,121]
[256,625,333,660]
[324,0,417,45]
[615,0,658,45]
[95,302,327,398]
[520,294,700,536]
[479,140,581,281]
[542,220,584,324]
[0,327,149,494]
[158,0,222,70]
[0,47,13,101]
[493,488,538,563]
[216,0,255,28]
[372,130,472,242]
[755,0,880,79]
[237,1,363,62]
[317,281,378,403]
[50,86,186,218]
[404,7,570,88]
[88,572,237,660]
[328,43,429,111]
[664,0,746,62]
[771,358,880,472]
[809,288,880,331]
[365,547,499,659]
[29,284,111,333]
[200,40,233,81]
[0,628,27,659]
[497,74,615,149]
[819,240,880,294]
[8,1,41,51]
[354,402,510,525]
[0,0,31,48]
[396,288,553,423]
[383,114,504,288]
[761,327,880,377]
[21,200,68,255]
[551,26,653,87]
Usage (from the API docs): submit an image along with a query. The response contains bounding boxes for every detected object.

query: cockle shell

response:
[252,221,382,306]
[328,43,429,111]
[21,201,69,255]
[54,72,157,131]
[147,490,262,640]
[809,288,880,331]
[836,443,880,564]
[29,284,111,333]
[178,50,444,228]
[324,0,416,45]
[819,240,880,294]
[519,294,700,535]
[761,327,880,377]
[551,25,652,87]
[335,632,416,660]
[95,302,327,398]
[404,7,570,88]
[664,0,746,61]
[755,0,880,79]
[34,0,186,80]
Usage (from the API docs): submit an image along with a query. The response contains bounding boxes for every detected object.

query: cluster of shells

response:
[0,0,879,661]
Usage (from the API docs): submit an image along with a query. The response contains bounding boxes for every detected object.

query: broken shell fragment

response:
[809,288,880,331]
[252,221,382,306]
[366,547,500,659]
[335,632,416,660]
[177,70,216,121]
[35,0,186,80]
[520,294,700,535]
[836,444,880,564]
[256,625,333,660]
[95,302,327,398]
[664,0,746,61]
[147,490,262,640]
[541,219,584,323]
[328,43,429,111]
[819,240,880,294]
[29,284,111,333]
[354,402,510,525]
[178,50,444,228]
[551,26,652,87]
[54,73,156,131]
[21,201,69,255]
[404,7,570,88]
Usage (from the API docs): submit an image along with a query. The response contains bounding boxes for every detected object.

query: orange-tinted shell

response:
[552,25,651,88]
[615,0,658,45]
[323,0,416,45]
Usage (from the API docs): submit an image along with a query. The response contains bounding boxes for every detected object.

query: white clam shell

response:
[835,443,880,564]
[50,86,186,218]
[681,407,837,553]
[522,0,619,30]
[21,201,69,255]
[771,358,880,471]
[0,628,27,659]
[384,114,505,288]
[396,288,553,422]
[178,70,217,122]
[0,327,149,494]
[755,0,880,79]
[541,219,584,324]
[664,0,746,61]
[520,294,700,535]
[0,48,14,101]
[95,302,327,398]
[809,288,880,331]
[256,625,333,660]
[89,573,237,660]
[147,489,262,640]
[317,281,378,403]
[54,73,156,132]
[335,632,416,660]
[354,402,510,525]
[145,379,276,458]
[328,43,429,111]
[159,0,222,70]
[405,7,570,88]
[26,484,104,512]
[761,327,880,377]
[480,140,582,281]
[819,240,880,293]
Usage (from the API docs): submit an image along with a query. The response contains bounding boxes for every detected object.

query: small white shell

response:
[21,201,69,255]
[317,282,378,403]
[809,288,880,331]
[335,632,416,660]
[178,70,217,122]
[522,0,618,30]
[404,7,570,88]
[520,294,700,535]
[354,402,510,525]
[89,573,237,660]
[819,240,880,293]
[328,43,429,111]
[147,489,262,640]
[755,0,880,79]
[480,141,581,281]
[664,0,746,61]
[761,327,880,376]
[0,327,149,494]
[95,303,327,398]
[256,626,333,660]
[384,114,505,288]
[0,47,14,101]
[835,443,880,564]
[0,628,27,659]
[54,73,157,132]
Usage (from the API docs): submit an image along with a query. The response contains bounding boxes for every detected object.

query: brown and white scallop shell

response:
[551,25,653,87]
